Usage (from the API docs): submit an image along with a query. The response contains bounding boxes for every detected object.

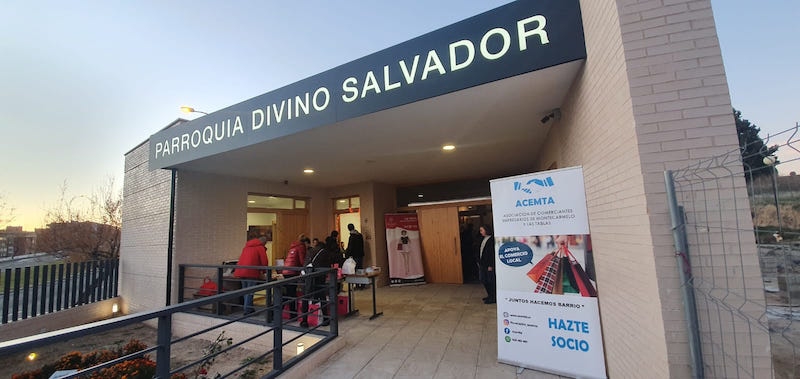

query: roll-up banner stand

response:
[385,213,426,286]
[490,166,606,379]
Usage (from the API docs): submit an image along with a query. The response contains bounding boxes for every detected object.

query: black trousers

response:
[479,265,496,300]
[283,278,299,311]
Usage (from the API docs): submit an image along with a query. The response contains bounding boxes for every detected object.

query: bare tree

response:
[38,178,122,260]
[0,192,15,228]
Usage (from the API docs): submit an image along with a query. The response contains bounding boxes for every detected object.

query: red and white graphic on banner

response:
[384,213,426,286]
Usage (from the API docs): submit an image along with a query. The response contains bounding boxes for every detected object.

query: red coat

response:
[282,240,307,276]
[234,239,269,279]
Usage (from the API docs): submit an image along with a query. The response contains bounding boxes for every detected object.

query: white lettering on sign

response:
[154,13,553,163]
[252,87,331,130]
[480,27,511,60]
[154,117,244,158]
[518,15,549,50]
[339,14,551,103]
[421,49,446,80]
[449,40,475,71]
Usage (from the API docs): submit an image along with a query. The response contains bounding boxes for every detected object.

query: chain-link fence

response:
[666,125,799,378]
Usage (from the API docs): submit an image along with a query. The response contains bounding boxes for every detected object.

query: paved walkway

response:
[305,283,566,379]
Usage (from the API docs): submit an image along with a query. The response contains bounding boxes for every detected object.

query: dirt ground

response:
[761,247,800,379]
[0,322,272,378]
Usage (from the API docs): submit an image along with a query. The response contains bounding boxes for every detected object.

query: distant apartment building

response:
[0,226,37,258]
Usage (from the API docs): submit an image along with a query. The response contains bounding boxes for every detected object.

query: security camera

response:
[540,108,562,125]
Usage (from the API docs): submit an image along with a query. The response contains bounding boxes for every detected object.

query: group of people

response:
[233,223,366,326]
[234,221,496,323]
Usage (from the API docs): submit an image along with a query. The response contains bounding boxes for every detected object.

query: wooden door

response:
[274,212,308,263]
[418,206,463,284]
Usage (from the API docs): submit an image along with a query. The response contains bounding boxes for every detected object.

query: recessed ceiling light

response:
[417,194,424,198]
[442,144,455,151]
[303,169,314,174]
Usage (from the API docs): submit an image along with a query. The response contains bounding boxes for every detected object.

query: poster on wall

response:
[490,166,606,379]
[385,213,426,286]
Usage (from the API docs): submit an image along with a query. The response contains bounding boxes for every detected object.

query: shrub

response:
[11,339,187,379]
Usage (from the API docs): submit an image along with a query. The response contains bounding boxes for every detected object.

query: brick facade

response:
[535,1,769,377]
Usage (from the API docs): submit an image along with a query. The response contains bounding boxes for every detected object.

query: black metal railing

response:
[0,266,339,379]
[177,264,312,319]
[1,258,119,324]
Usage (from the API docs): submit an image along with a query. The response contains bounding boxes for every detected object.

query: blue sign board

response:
[149,0,585,169]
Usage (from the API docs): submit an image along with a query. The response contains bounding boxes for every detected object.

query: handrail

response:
[0,265,339,378]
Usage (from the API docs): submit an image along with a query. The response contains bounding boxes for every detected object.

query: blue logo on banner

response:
[498,241,534,266]
[513,177,556,207]
[513,177,554,194]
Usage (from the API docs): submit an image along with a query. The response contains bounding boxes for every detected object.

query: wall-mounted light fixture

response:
[112,303,119,315]
[180,106,209,115]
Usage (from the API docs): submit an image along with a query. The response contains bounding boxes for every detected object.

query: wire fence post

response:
[665,170,704,378]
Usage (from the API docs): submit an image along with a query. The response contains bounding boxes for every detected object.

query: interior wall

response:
[308,191,333,245]
[371,182,398,286]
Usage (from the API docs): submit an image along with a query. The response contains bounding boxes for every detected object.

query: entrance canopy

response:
[149,0,586,187]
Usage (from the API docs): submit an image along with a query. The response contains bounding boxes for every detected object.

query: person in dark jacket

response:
[477,225,496,304]
[234,235,269,314]
[345,223,365,270]
[325,230,343,260]
[299,239,341,327]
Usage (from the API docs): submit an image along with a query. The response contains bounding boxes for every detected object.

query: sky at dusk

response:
[1,0,798,231]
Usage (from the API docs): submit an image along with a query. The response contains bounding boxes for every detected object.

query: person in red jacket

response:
[234,235,269,314]
[282,234,309,277]
[281,234,309,316]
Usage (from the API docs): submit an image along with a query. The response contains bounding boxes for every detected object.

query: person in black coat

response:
[478,225,496,304]
[345,223,365,270]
